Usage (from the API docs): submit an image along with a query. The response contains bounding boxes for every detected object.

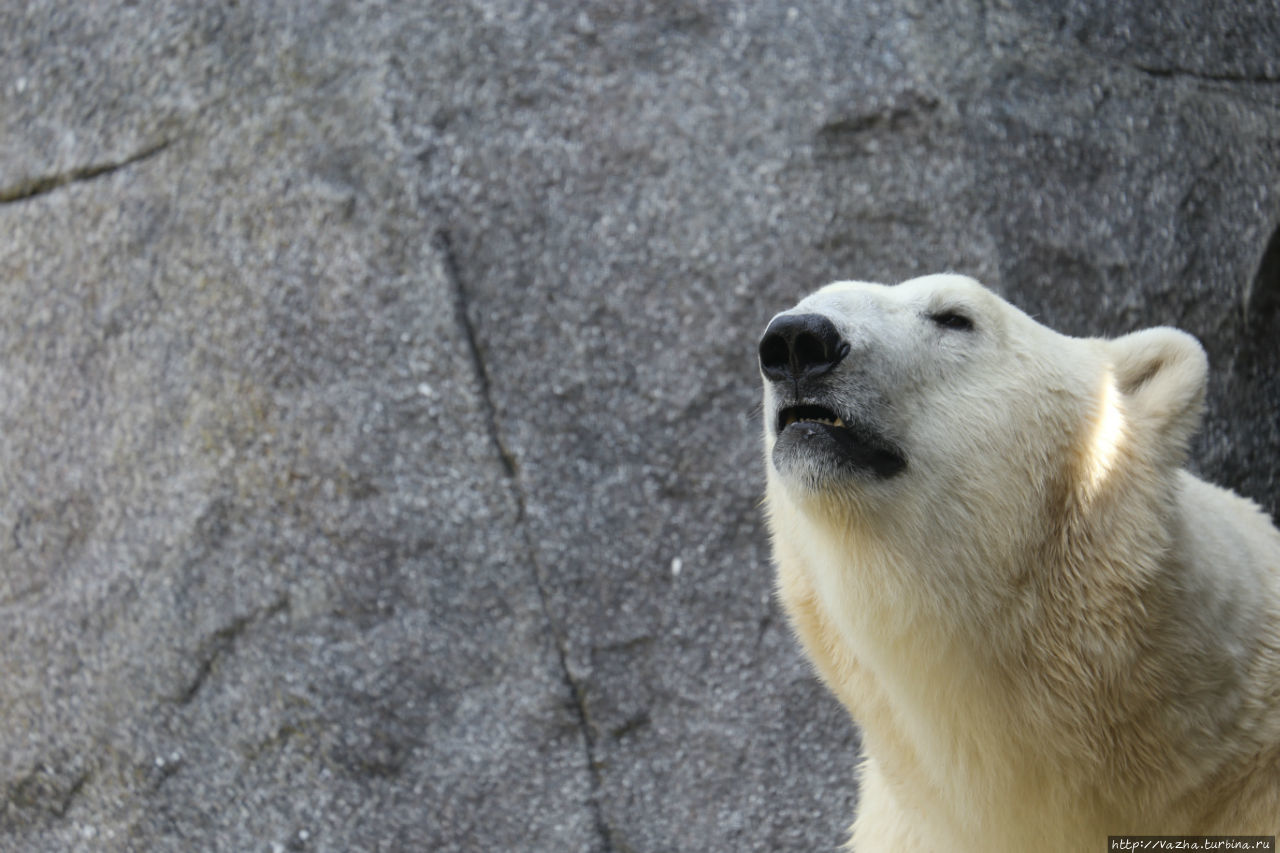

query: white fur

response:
[762,275,1280,851]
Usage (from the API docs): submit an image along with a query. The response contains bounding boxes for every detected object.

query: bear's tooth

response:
[833,417,845,427]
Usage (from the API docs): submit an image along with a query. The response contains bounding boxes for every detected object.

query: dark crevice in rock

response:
[610,710,651,741]
[755,606,775,653]
[2,760,92,829]
[173,596,290,706]
[0,139,174,204]
[815,94,942,159]
[434,229,519,480]
[1130,63,1280,85]
[818,96,940,139]
[552,636,620,853]
[1247,221,1280,323]
[57,768,89,818]
[434,229,618,853]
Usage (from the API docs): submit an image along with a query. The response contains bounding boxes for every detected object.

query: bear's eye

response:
[929,310,975,332]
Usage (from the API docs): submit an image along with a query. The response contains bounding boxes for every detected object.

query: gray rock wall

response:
[1,2,1276,851]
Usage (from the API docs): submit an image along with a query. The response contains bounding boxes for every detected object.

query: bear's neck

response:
[770,472,1272,840]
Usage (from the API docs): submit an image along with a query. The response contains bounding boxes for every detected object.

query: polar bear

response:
[759,274,1280,852]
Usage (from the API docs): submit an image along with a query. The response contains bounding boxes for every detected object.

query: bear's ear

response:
[1108,327,1208,461]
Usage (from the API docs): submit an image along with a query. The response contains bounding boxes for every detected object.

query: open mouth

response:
[777,404,845,433]
[774,404,907,478]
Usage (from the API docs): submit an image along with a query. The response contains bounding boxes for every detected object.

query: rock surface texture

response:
[1,2,1277,851]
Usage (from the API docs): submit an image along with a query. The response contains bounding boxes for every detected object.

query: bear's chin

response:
[771,418,907,484]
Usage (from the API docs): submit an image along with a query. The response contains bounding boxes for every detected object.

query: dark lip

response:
[773,403,907,479]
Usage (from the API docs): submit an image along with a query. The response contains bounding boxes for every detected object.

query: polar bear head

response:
[759,274,1209,611]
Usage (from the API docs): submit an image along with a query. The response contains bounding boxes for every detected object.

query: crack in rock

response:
[1247,221,1280,322]
[1130,62,1280,84]
[435,229,619,853]
[434,230,518,479]
[2,758,92,829]
[174,596,290,706]
[0,139,174,204]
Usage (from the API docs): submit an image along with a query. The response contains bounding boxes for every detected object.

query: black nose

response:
[758,313,849,382]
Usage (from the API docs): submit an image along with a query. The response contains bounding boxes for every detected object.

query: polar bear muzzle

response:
[772,409,907,480]
[760,313,906,481]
